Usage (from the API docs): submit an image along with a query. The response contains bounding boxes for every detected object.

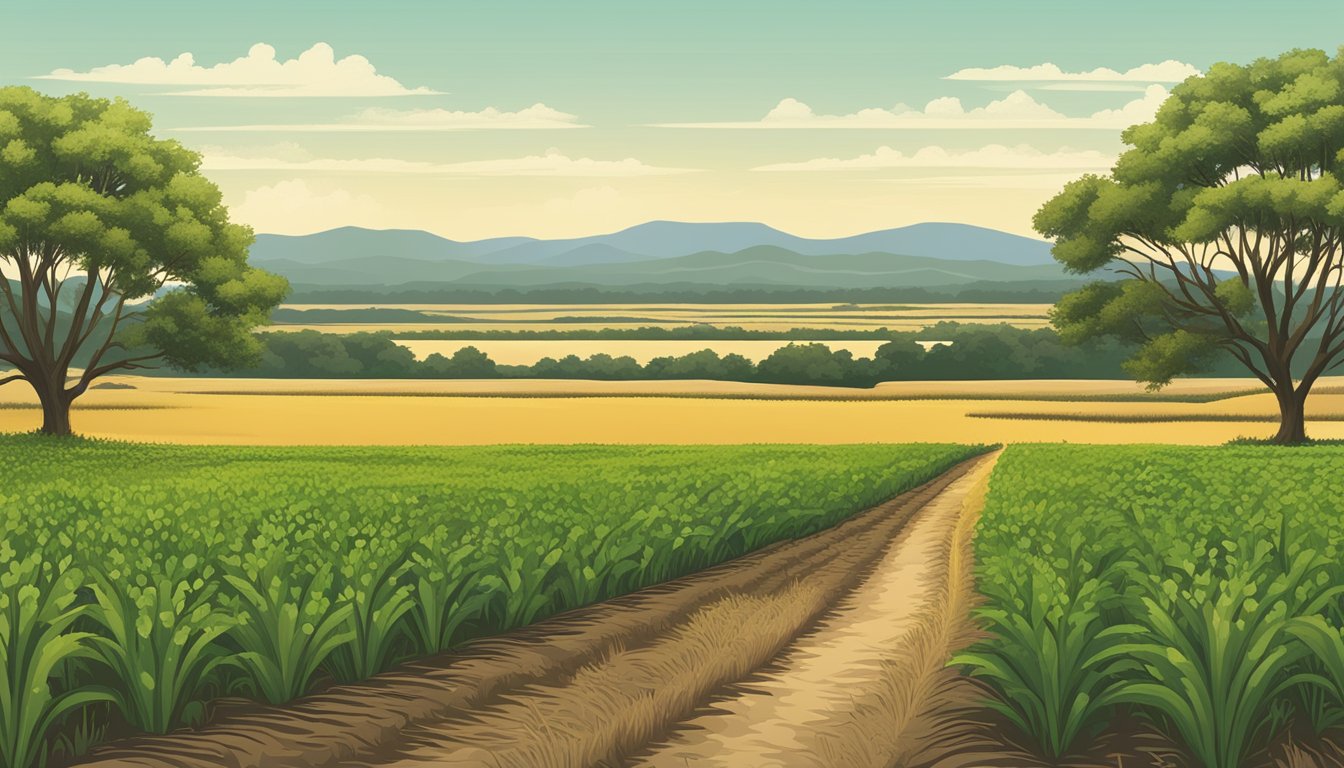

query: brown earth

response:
[74,453,998,768]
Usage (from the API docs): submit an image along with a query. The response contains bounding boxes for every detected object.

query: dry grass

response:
[360,585,825,768]
[637,453,999,767]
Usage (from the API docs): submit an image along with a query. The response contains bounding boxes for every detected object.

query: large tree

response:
[1036,48,1344,444]
[0,87,287,435]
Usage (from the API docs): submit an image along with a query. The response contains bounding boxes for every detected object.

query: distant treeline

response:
[285,282,1089,305]
[216,323,1245,387]
[391,325,963,341]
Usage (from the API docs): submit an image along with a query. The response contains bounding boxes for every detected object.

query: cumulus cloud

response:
[201,147,694,176]
[38,42,438,97]
[945,60,1199,83]
[655,86,1168,130]
[175,103,583,132]
[228,179,388,234]
[754,144,1115,172]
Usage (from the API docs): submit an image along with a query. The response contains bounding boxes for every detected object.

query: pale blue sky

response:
[4,1,1342,239]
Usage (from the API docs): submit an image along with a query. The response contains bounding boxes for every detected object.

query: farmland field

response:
[4,375,1344,445]
[267,302,1054,334]
[0,439,980,768]
[957,444,1344,766]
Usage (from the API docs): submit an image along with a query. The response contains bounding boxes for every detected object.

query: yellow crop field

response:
[4,375,1341,446]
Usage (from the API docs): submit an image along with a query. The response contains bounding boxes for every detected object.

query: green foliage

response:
[235,323,1168,386]
[0,438,978,765]
[0,542,112,768]
[86,553,234,733]
[952,535,1138,757]
[1033,48,1344,392]
[965,444,1344,766]
[0,87,288,372]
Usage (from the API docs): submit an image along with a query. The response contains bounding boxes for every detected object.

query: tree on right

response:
[1036,48,1344,444]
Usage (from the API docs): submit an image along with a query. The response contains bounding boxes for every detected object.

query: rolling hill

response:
[249,221,1058,270]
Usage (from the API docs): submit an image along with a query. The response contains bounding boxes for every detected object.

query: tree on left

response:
[0,87,287,435]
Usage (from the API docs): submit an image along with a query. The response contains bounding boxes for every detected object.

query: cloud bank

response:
[754,144,1114,172]
[175,104,583,131]
[945,60,1199,83]
[201,148,694,176]
[655,86,1168,130]
[39,42,438,97]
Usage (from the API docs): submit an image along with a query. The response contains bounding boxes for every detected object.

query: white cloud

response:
[39,42,438,97]
[175,103,583,132]
[754,144,1115,172]
[228,179,388,234]
[656,86,1169,130]
[945,60,1199,83]
[201,147,694,176]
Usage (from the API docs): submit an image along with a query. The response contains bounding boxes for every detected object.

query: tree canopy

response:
[1035,48,1344,443]
[0,86,287,434]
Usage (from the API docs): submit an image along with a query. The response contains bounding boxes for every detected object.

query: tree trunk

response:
[34,380,73,437]
[1271,388,1308,445]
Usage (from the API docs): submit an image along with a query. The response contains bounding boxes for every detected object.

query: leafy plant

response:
[1112,542,1337,768]
[0,544,111,768]
[954,537,1139,757]
[86,552,236,732]
[222,544,353,704]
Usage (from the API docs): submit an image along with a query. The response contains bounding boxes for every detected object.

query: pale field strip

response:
[266,320,1053,333]
[2,375,1342,446]
[278,303,1054,315]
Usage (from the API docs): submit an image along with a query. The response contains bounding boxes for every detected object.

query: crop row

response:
[0,438,979,768]
[959,444,1344,768]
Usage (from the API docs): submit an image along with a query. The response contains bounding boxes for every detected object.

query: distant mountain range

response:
[248,221,1069,292]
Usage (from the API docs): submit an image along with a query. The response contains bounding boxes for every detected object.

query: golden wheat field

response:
[7,375,1343,446]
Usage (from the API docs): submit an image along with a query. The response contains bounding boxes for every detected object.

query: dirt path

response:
[637,451,996,767]
[77,452,996,768]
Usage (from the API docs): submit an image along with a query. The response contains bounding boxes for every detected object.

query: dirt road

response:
[78,452,998,768]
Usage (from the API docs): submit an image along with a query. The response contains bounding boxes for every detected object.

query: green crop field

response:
[0,437,979,768]
[959,445,1344,768]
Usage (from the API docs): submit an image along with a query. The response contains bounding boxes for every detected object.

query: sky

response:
[4,1,1343,240]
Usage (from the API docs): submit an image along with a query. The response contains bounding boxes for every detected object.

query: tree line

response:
[216,323,1247,388]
